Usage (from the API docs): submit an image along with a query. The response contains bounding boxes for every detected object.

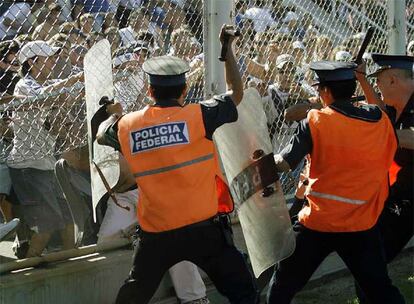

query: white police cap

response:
[142,55,190,86]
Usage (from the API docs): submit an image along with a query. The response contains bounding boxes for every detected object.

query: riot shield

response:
[214,88,295,278]
[84,40,120,221]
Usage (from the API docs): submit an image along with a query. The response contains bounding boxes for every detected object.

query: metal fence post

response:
[203,0,233,99]
[387,0,407,54]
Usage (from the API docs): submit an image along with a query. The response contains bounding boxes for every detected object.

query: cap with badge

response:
[368,54,414,77]
[142,55,190,86]
[310,61,357,86]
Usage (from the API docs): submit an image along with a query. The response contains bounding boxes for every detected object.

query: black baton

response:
[219,30,240,62]
[355,27,375,65]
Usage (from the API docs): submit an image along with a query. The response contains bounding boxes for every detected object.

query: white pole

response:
[387,0,407,54]
[203,0,233,99]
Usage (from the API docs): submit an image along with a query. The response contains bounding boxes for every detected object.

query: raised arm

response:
[355,63,385,109]
[220,25,243,106]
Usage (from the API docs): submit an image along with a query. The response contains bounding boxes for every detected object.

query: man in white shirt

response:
[8,41,82,258]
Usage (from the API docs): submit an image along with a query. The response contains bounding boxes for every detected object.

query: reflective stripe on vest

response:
[133,153,214,178]
[309,191,366,205]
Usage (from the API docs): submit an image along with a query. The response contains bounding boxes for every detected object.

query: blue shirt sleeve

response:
[201,94,238,140]
[280,118,313,170]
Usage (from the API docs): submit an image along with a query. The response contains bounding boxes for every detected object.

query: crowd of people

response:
[0,0,412,303]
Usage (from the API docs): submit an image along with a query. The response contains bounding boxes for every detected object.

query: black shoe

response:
[13,239,29,259]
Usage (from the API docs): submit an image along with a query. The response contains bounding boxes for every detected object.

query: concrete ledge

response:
[0,248,174,304]
[0,230,412,304]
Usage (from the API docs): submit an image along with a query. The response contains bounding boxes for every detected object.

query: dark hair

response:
[150,84,186,101]
[0,40,20,59]
[137,31,155,47]
[320,79,357,100]
[20,61,31,77]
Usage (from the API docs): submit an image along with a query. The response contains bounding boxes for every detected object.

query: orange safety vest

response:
[299,106,397,232]
[117,104,233,232]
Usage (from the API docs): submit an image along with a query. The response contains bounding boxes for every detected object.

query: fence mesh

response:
[0,0,411,252]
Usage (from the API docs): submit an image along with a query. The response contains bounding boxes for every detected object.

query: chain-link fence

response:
[0,0,411,255]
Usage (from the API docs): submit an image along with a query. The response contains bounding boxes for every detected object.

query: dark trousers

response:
[379,200,413,263]
[267,223,405,304]
[356,200,413,303]
[115,219,258,304]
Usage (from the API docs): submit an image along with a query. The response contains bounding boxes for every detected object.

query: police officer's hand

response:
[219,24,239,45]
[355,62,367,80]
[295,173,309,200]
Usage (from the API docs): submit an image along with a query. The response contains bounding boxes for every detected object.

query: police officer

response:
[96,25,258,304]
[267,61,405,304]
[355,54,414,303]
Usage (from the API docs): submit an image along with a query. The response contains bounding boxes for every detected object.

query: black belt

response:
[139,215,220,236]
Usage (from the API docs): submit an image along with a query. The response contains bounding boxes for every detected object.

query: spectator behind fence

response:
[169,27,204,103]
[113,43,149,111]
[71,0,110,32]
[70,44,88,69]
[301,12,319,41]
[79,13,96,36]
[259,54,313,152]
[243,0,276,33]
[32,0,73,25]
[0,40,20,96]
[48,34,74,79]
[335,50,353,62]
[119,8,161,48]
[7,40,84,258]
[86,31,105,49]
[291,40,307,80]
[136,30,160,55]
[60,25,88,46]
[279,11,305,41]
[169,26,201,61]
[104,26,121,54]
[0,1,34,41]
[314,35,333,61]
[303,36,317,63]
[115,0,143,29]
[32,4,63,41]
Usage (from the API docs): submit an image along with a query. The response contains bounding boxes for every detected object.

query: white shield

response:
[84,39,120,220]
[214,88,295,278]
